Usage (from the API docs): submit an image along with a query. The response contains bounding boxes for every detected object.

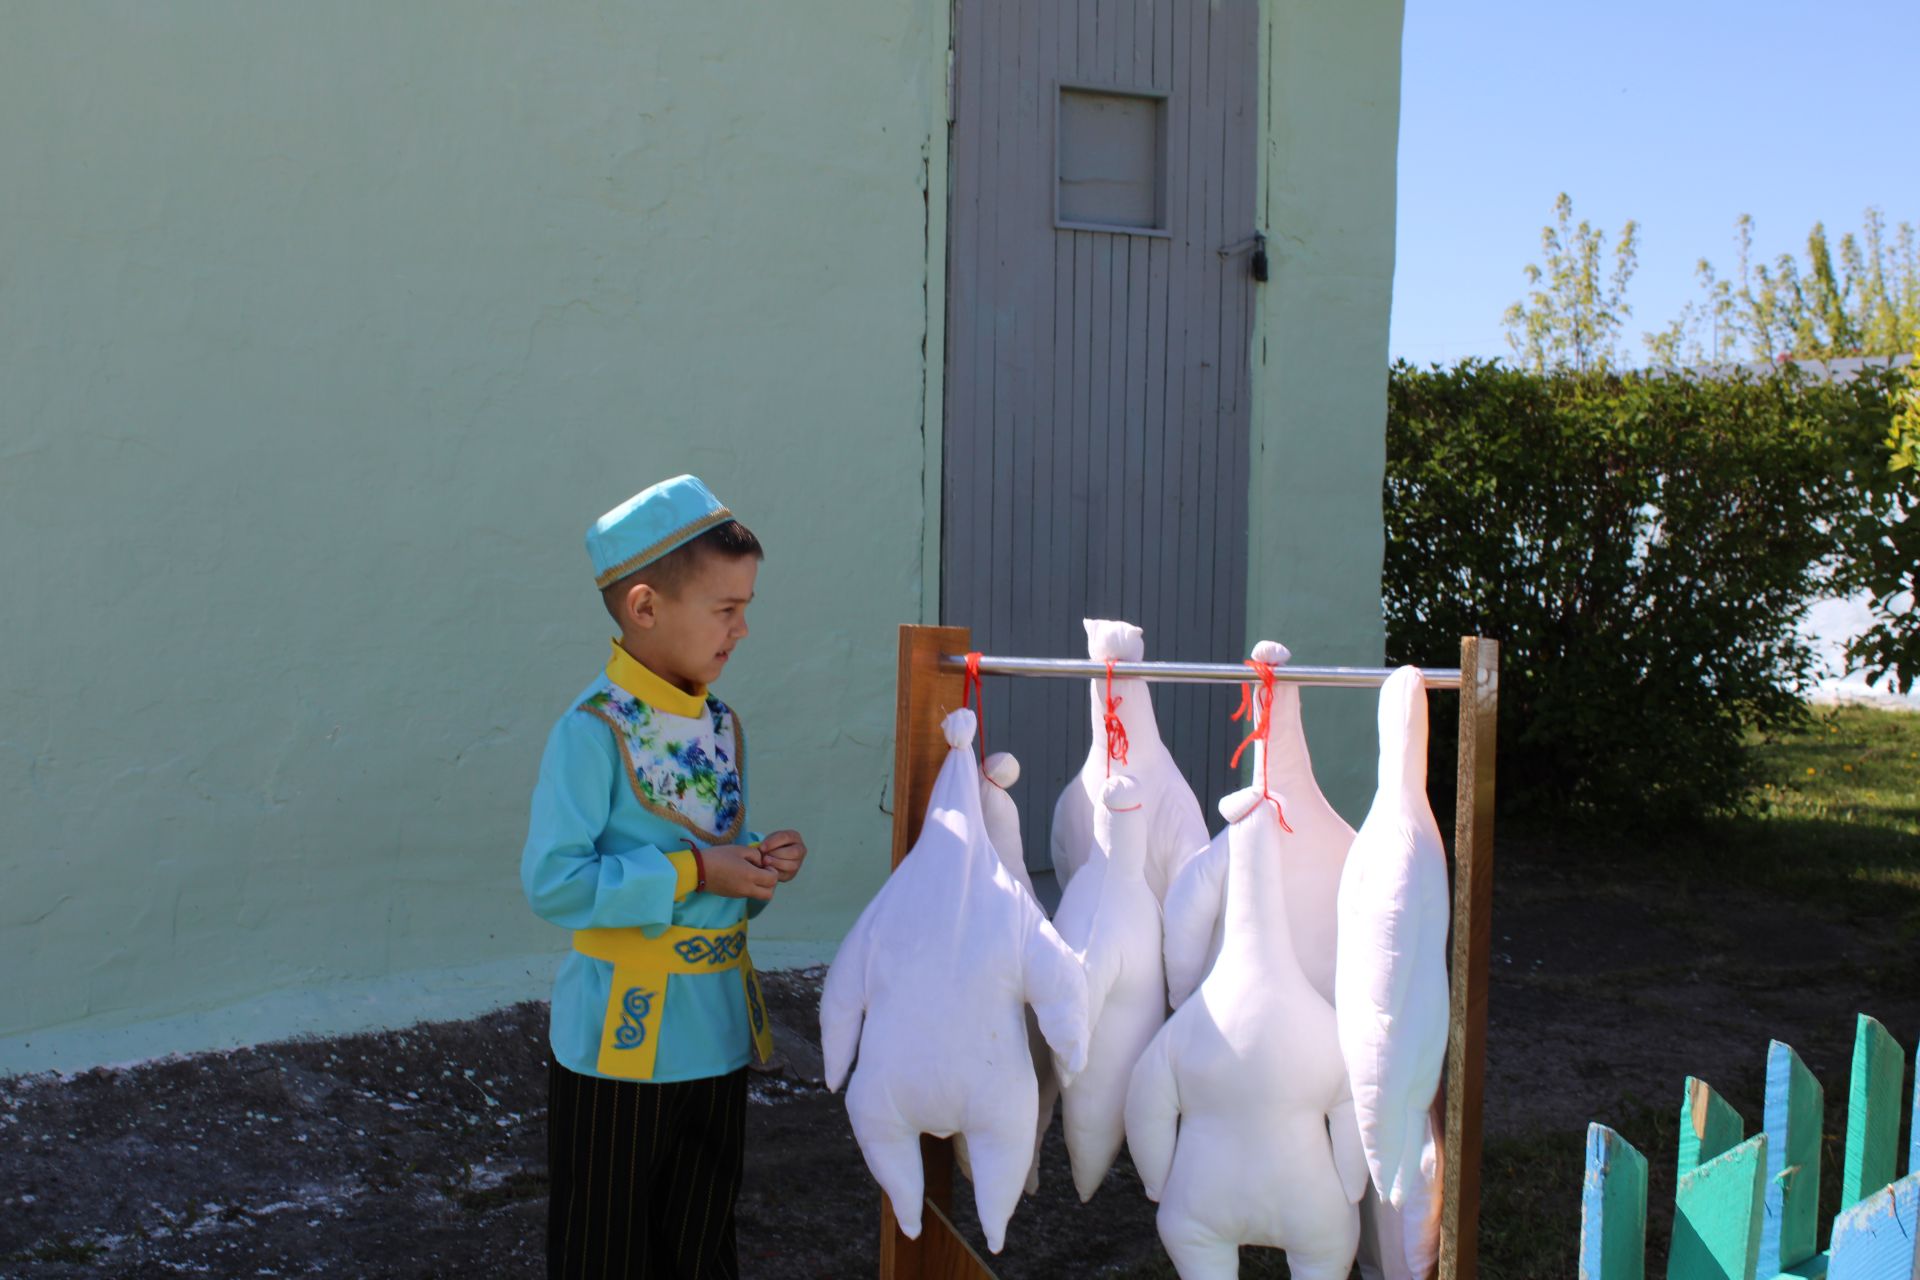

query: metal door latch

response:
[1218,232,1270,283]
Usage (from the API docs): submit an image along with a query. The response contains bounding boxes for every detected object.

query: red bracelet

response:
[691,846,708,893]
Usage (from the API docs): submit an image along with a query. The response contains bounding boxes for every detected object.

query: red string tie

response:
[963,651,986,764]
[1229,659,1291,832]
[1102,658,1131,778]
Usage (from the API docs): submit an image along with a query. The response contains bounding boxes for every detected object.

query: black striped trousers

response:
[547,1056,748,1280]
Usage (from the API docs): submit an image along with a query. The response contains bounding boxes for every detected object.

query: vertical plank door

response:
[942,0,1263,873]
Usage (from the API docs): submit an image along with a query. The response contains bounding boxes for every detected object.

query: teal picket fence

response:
[1579,1014,1919,1280]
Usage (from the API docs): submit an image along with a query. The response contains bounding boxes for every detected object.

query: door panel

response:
[943,0,1259,875]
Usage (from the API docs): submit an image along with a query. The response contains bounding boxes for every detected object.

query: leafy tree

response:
[1660,210,1920,363]
[1840,345,1920,693]
[1493,197,1920,708]
[1503,193,1641,374]
[1645,259,1738,370]
[1384,360,1904,824]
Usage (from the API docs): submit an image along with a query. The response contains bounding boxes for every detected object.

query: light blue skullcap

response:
[586,475,733,588]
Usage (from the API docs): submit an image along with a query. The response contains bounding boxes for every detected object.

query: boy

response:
[522,474,808,1279]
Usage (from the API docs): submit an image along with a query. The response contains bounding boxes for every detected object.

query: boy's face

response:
[634,552,758,690]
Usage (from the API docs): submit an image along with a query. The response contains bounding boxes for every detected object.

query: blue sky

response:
[1388,0,1920,366]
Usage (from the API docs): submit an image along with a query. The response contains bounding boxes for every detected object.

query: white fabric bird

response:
[980,751,1036,899]
[1126,786,1367,1280]
[973,749,1051,1197]
[1051,619,1211,902]
[1049,774,1167,1201]
[820,710,1088,1253]
[1336,666,1449,1279]
[1164,640,1353,1009]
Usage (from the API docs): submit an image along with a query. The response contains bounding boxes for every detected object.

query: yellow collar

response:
[606,640,708,718]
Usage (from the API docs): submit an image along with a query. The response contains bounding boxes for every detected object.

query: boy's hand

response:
[758,830,809,883]
[702,845,778,901]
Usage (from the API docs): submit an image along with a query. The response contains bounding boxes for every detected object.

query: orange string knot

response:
[1102,658,1131,777]
[963,651,986,762]
[1228,659,1291,832]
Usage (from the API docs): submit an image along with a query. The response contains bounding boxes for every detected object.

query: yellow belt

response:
[572,921,774,1081]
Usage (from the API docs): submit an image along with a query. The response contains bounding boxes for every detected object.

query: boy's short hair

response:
[602,519,763,615]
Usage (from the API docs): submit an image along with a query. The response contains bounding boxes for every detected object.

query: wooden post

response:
[1911,1032,1920,1179]
[1843,1015,1907,1212]
[1760,1041,1824,1277]
[1828,1172,1920,1279]
[1579,1124,1649,1280]
[879,625,997,1280]
[1441,637,1498,1280]
[887,625,973,874]
[1911,1032,1919,1179]
[1668,1134,1768,1280]
[1677,1077,1744,1179]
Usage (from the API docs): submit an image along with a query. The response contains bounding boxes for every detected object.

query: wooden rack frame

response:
[879,625,1500,1280]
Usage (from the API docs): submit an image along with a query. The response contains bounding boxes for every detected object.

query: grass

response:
[1476,704,1919,1280]
[1479,1099,1676,1280]
[1745,705,1920,867]
[1610,705,1920,931]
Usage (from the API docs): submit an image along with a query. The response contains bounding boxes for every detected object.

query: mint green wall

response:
[0,1,1402,1074]
[0,2,950,1073]
[1246,1,1407,822]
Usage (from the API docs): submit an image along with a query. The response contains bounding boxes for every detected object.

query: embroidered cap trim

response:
[593,507,735,589]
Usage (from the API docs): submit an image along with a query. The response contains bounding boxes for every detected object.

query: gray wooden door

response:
[941,0,1261,876]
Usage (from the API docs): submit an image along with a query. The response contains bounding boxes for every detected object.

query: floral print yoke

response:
[578,681,747,845]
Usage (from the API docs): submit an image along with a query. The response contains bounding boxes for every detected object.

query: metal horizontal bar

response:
[941,654,1463,690]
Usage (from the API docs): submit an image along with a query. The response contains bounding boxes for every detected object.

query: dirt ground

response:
[4,843,1916,1280]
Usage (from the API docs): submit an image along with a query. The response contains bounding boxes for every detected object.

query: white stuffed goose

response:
[1164,641,1354,1009]
[1049,774,1167,1201]
[974,749,1052,1197]
[980,751,1037,899]
[1126,786,1367,1280]
[1050,619,1211,902]
[1335,666,1449,1280]
[820,710,1090,1252]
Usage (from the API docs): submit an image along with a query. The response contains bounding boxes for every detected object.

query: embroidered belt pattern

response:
[573,922,773,1081]
[675,932,746,966]
[613,988,656,1050]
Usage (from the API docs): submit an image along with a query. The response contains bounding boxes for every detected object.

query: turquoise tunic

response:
[521,643,767,1083]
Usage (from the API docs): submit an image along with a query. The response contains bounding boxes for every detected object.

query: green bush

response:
[1383,359,1902,825]
[1840,350,1920,694]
